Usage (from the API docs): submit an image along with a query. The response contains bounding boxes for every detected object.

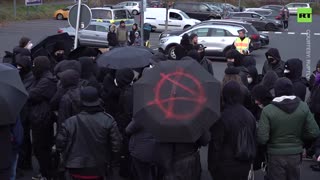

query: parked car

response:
[172,2,222,21]
[260,5,289,20]
[57,22,110,48]
[53,5,72,20]
[91,7,135,27]
[286,3,310,15]
[259,33,269,46]
[114,1,140,15]
[159,21,261,60]
[144,8,200,32]
[244,8,281,20]
[226,12,282,31]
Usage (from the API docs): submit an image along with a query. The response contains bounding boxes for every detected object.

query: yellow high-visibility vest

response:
[234,37,250,54]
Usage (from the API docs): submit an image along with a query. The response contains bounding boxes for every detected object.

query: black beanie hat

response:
[19,37,30,48]
[251,84,273,106]
[115,68,134,88]
[53,41,65,52]
[223,80,243,105]
[274,77,294,97]
[33,56,51,71]
[225,67,240,75]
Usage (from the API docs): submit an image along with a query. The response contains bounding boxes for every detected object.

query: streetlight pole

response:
[13,0,16,19]
[74,0,82,49]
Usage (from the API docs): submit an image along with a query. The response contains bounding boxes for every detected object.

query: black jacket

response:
[285,58,307,101]
[308,60,320,91]
[28,71,57,128]
[56,110,122,173]
[79,57,101,91]
[315,135,320,158]
[174,44,194,60]
[129,29,140,46]
[126,120,156,163]
[101,75,121,117]
[208,104,256,178]
[107,32,118,47]
[247,66,259,91]
[13,46,31,57]
[261,71,279,97]
[262,48,285,77]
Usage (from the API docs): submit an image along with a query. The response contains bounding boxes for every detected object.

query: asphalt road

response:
[1,16,320,180]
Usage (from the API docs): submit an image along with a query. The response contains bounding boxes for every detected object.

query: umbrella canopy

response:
[68,46,102,59]
[96,46,154,69]
[133,60,221,143]
[31,33,74,59]
[0,63,28,125]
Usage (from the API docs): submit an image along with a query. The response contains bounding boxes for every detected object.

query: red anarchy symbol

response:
[148,68,207,120]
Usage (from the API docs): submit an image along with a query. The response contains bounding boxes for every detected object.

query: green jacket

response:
[257,96,320,155]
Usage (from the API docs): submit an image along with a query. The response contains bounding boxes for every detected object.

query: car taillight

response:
[57,29,63,33]
[250,34,259,40]
[275,16,281,20]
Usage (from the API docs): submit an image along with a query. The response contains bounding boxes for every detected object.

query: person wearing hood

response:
[242,56,257,68]
[257,77,320,180]
[262,48,285,77]
[112,68,136,178]
[174,33,194,60]
[51,41,67,64]
[57,69,82,127]
[247,66,259,91]
[308,72,320,127]
[28,56,57,180]
[189,33,198,46]
[129,23,140,46]
[284,58,307,101]
[208,80,256,180]
[260,71,279,97]
[251,84,273,119]
[13,37,32,59]
[225,49,249,87]
[79,57,101,91]
[117,21,128,47]
[15,55,34,171]
[308,59,320,91]
[222,67,251,110]
[108,24,118,49]
[56,86,122,180]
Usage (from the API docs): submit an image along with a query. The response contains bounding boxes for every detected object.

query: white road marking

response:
[300,32,307,35]
[314,33,320,36]
[153,48,158,51]
[274,32,282,34]
[260,31,269,33]
[288,32,295,34]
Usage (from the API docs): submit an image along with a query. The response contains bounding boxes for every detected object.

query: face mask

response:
[247,77,253,84]
[26,43,33,50]
[258,104,264,109]
[284,69,290,74]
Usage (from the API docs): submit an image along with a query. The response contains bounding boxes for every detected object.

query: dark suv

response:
[172,2,222,21]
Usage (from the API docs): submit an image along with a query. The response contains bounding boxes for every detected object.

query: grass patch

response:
[0,2,72,22]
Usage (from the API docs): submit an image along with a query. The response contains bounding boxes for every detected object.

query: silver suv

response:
[159,24,247,60]
[114,1,140,15]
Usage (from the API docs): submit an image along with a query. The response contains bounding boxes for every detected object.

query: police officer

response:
[233,29,251,55]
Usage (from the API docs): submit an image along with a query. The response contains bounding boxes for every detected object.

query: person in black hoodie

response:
[247,65,259,91]
[208,80,256,180]
[174,34,194,60]
[79,57,101,91]
[57,69,81,127]
[284,58,307,101]
[15,55,34,171]
[260,71,279,97]
[309,60,320,91]
[50,41,67,66]
[308,72,320,127]
[262,48,285,78]
[107,24,118,49]
[225,49,249,87]
[28,56,57,179]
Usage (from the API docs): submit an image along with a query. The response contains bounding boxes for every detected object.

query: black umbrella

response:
[31,33,74,59]
[68,46,102,59]
[96,46,154,69]
[0,63,28,125]
[133,60,221,143]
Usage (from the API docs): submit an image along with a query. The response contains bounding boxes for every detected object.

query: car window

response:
[199,4,209,12]
[189,28,210,37]
[133,3,137,6]
[256,10,272,16]
[286,4,293,8]
[114,10,127,20]
[86,25,96,31]
[234,13,250,17]
[210,28,234,37]
[252,14,261,19]
[92,10,112,19]
[169,12,183,20]
[96,25,108,32]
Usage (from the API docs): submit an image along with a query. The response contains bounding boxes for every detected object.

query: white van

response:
[144,8,201,32]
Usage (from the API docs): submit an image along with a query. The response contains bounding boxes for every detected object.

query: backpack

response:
[235,126,256,161]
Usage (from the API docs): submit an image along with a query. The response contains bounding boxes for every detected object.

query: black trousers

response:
[0,126,12,180]
[131,156,156,180]
[283,20,289,29]
[267,154,302,180]
[18,121,32,169]
[32,125,54,178]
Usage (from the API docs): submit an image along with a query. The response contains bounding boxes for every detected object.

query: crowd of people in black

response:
[1,33,320,180]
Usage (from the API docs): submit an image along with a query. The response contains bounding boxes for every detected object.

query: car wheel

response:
[168,46,177,60]
[183,25,191,30]
[132,10,138,15]
[56,13,64,20]
[265,23,276,31]
[208,16,215,20]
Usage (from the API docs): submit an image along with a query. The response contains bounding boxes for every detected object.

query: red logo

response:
[148,68,207,120]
